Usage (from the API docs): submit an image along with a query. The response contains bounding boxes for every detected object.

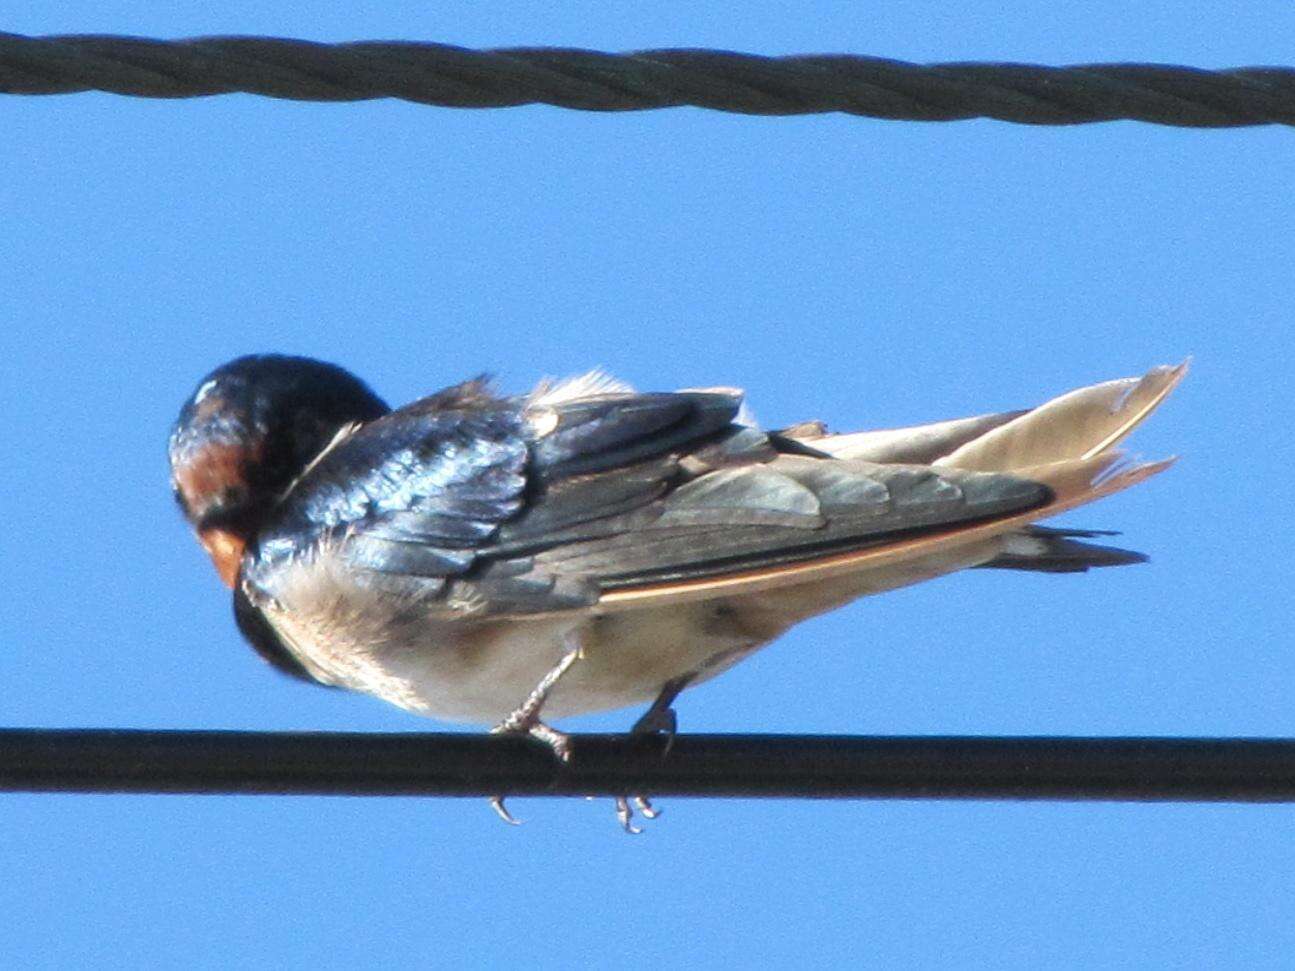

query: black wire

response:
[3,730,1294,801]
[2,33,1294,126]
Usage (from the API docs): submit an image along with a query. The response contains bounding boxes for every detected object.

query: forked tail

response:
[934,362,1188,572]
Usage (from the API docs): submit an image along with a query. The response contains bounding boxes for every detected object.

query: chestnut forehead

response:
[173,440,261,505]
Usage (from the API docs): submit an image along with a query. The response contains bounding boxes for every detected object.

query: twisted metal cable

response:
[4,730,1295,801]
[1,32,1294,126]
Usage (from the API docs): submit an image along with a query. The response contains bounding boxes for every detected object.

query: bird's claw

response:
[490,795,522,826]
[614,797,641,835]
[488,709,575,827]
[614,795,661,835]
[636,796,662,820]
[528,722,574,763]
[607,688,688,832]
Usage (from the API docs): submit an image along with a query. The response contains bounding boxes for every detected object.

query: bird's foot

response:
[612,794,662,835]
[608,682,690,833]
[491,640,581,762]
[490,712,574,762]
[631,703,679,754]
[487,714,575,827]
[484,641,584,826]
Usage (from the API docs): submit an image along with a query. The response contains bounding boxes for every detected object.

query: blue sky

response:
[2,4,1294,968]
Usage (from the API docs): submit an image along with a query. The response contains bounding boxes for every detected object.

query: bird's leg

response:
[488,634,584,825]
[614,674,696,833]
[491,640,582,761]
[630,674,693,748]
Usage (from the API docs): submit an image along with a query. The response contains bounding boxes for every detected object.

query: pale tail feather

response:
[807,410,1026,464]
[937,362,1186,572]
[934,362,1188,473]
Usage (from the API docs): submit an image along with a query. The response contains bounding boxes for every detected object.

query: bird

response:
[169,355,1184,830]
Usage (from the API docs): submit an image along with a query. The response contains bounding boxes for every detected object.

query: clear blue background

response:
[2,4,1293,967]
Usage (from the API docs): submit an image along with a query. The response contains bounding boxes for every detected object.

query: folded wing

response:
[253,365,1183,617]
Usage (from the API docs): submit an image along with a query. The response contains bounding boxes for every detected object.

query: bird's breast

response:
[247,546,768,723]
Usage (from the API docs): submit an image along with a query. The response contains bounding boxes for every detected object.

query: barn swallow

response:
[170,355,1185,830]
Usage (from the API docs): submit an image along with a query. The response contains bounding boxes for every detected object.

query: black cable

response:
[2,33,1294,127]
[3,730,1294,801]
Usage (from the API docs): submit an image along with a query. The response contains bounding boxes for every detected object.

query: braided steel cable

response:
[2,32,1294,126]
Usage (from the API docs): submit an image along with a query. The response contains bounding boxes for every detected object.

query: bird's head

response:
[168,354,389,586]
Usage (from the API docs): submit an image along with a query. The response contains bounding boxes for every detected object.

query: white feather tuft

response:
[529,369,636,406]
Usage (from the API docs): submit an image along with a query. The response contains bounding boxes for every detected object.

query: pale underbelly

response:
[260,538,1003,725]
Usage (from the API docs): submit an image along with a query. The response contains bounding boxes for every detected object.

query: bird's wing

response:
[252,365,1181,618]
[594,453,1171,610]
[289,384,1050,616]
[251,379,531,585]
[481,451,1051,606]
[250,377,753,611]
